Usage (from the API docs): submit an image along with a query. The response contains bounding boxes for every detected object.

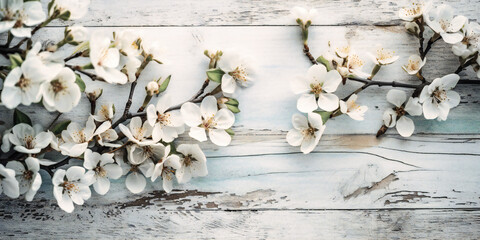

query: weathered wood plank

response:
[1,26,479,134]
[40,0,480,26]
[1,208,480,239]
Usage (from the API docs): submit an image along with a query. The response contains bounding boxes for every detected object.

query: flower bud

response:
[146,81,160,96]
[66,25,89,43]
[405,22,420,36]
[86,88,103,102]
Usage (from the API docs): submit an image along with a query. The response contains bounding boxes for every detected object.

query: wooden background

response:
[1,0,480,238]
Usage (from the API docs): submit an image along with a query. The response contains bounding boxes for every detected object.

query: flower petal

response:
[396,116,415,137]
[209,129,231,146]
[297,93,318,113]
[317,93,339,112]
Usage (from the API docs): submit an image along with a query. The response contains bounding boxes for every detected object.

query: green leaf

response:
[51,120,71,135]
[13,109,32,126]
[47,0,55,12]
[206,68,225,83]
[313,111,331,124]
[226,98,239,106]
[9,54,23,69]
[58,10,71,20]
[316,56,332,71]
[159,75,171,93]
[226,104,240,113]
[75,75,86,92]
[225,128,235,136]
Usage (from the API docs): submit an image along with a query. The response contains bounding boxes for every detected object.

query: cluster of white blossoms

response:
[288,3,474,154]
[0,0,254,213]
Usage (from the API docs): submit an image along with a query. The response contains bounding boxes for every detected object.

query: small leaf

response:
[58,10,71,20]
[226,104,240,113]
[75,75,86,92]
[51,120,71,135]
[225,128,235,136]
[313,110,331,124]
[13,109,32,126]
[206,68,225,83]
[47,0,55,12]
[9,54,23,69]
[316,56,332,71]
[226,98,239,106]
[159,75,171,93]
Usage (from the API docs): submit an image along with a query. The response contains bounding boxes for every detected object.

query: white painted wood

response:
[40,0,480,26]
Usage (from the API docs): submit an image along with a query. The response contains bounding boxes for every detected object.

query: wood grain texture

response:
[1,0,480,238]
[40,0,480,26]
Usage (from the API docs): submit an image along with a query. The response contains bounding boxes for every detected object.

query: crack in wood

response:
[344,173,399,200]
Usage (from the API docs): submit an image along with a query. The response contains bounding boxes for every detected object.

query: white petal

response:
[291,113,308,130]
[396,116,415,137]
[93,177,110,195]
[180,102,202,127]
[441,32,464,44]
[317,93,339,112]
[423,100,439,119]
[297,93,318,113]
[383,109,397,127]
[104,164,123,180]
[446,91,460,108]
[66,166,85,181]
[221,75,236,94]
[200,96,218,119]
[209,129,231,146]
[321,70,342,93]
[286,129,303,146]
[290,76,310,94]
[189,126,207,142]
[404,97,423,116]
[214,109,235,129]
[125,172,146,194]
[300,136,317,154]
[386,89,406,107]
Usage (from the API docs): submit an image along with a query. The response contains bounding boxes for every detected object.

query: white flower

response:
[142,41,165,63]
[66,25,89,42]
[114,30,142,57]
[419,74,460,121]
[0,164,19,198]
[41,67,81,113]
[147,95,184,143]
[52,166,91,213]
[398,0,432,21]
[95,128,120,148]
[181,96,235,146]
[290,6,318,25]
[291,64,342,112]
[9,123,51,154]
[217,52,255,95]
[383,90,423,137]
[424,4,467,44]
[119,117,155,146]
[60,116,110,157]
[0,0,45,38]
[1,128,12,152]
[82,150,122,195]
[1,57,50,109]
[368,46,399,65]
[6,157,41,201]
[89,33,127,84]
[49,0,90,20]
[123,56,142,82]
[337,53,370,78]
[452,21,480,58]
[93,103,115,122]
[402,55,426,75]
[124,145,154,194]
[286,113,326,154]
[330,41,351,59]
[339,94,369,121]
[126,142,166,165]
[175,144,207,184]
[146,145,180,193]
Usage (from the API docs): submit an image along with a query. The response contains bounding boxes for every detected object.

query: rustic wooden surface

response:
[1,0,480,239]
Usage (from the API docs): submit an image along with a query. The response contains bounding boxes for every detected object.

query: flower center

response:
[94,166,107,178]
[377,48,394,60]
[61,181,79,195]
[23,135,35,149]
[229,66,247,82]
[432,88,447,103]
[23,170,33,180]
[394,106,406,117]
[99,105,111,120]
[348,54,364,69]
[132,127,145,140]
[302,126,317,138]
[310,83,323,94]
[407,59,420,71]
[157,113,171,125]
[183,154,197,167]
[403,3,423,16]
[336,45,350,56]
[439,19,452,31]
[16,77,31,90]
[73,130,87,143]
[201,116,216,129]
[50,80,65,94]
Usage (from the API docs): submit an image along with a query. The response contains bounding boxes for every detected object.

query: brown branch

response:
[303,43,317,65]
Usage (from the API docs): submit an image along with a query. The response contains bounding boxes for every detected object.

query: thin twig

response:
[47,112,63,130]
[303,43,317,65]
[66,64,105,82]
[64,52,83,62]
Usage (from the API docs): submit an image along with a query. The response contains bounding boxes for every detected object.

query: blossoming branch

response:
[288,2,480,154]
[0,0,255,212]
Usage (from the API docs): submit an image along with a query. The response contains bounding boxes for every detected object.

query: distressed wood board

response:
[1,0,480,239]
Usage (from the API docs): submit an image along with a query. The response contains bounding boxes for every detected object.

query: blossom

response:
[424,4,467,44]
[286,113,326,154]
[95,128,120,148]
[339,94,368,121]
[175,144,208,184]
[9,123,51,154]
[52,166,91,213]
[89,33,127,84]
[49,0,90,20]
[142,41,165,63]
[0,164,19,198]
[6,157,41,201]
[146,95,184,143]
[383,89,423,137]
[419,74,460,121]
[93,103,115,122]
[398,0,431,21]
[60,116,111,156]
[291,64,342,112]
[1,128,12,152]
[146,145,180,193]
[41,67,81,113]
[123,145,154,194]
[82,150,122,195]
[217,52,255,95]
[290,6,318,25]
[402,55,426,75]
[337,53,370,78]
[1,57,50,109]
[452,21,480,58]
[119,117,155,146]
[66,25,89,43]
[368,46,399,65]
[0,0,45,37]
[126,142,167,165]
[181,96,235,146]
[114,30,142,57]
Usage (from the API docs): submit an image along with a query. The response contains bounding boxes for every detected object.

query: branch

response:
[303,43,318,65]
[111,81,137,129]
[66,64,105,82]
